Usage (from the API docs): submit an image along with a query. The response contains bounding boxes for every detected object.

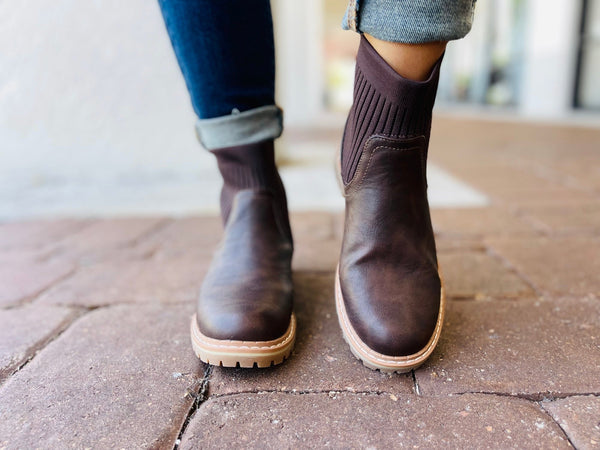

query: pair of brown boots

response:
[190,36,444,373]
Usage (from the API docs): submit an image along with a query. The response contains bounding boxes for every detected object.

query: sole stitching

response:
[335,265,444,368]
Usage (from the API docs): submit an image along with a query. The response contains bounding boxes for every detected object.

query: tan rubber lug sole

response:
[335,266,445,374]
[190,313,296,368]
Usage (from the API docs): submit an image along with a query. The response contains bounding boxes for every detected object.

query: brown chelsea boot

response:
[190,140,295,368]
[336,35,444,373]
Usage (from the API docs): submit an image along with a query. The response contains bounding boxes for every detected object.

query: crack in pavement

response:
[537,400,577,449]
[0,306,94,387]
[411,370,422,395]
[173,364,213,450]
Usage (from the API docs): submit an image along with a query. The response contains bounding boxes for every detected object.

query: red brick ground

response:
[1,118,599,448]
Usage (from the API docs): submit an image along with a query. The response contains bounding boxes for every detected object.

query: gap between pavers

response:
[431,207,538,237]
[486,235,600,297]
[542,394,600,448]
[0,305,79,382]
[0,219,91,251]
[416,296,600,398]
[179,392,570,449]
[49,217,167,257]
[47,217,171,265]
[132,216,223,260]
[0,303,205,450]
[208,272,414,397]
[438,250,535,300]
[0,260,74,308]
[515,201,600,235]
[35,256,209,307]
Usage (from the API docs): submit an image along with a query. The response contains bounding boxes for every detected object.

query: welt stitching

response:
[353,144,422,193]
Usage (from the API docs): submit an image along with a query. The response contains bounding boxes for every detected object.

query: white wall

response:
[0,0,210,184]
[272,0,325,127]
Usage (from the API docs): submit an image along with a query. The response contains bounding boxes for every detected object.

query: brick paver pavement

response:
[1,118,599,449]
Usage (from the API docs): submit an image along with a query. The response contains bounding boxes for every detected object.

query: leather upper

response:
[339,135,441,356]
[196,189,293,341]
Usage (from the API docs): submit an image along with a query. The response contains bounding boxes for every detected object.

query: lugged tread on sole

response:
[190,314,296,369]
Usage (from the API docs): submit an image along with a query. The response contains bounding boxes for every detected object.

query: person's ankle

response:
[363,33,446,81]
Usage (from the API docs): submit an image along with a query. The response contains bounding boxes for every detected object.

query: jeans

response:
[157,0,282,149]
[157,0,476,150]
[343,0,477,43]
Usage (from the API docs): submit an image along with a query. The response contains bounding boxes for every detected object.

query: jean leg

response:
[157,0,282,149]
[342,0,477,43]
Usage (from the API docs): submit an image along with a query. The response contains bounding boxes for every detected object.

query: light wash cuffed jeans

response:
[158,0,476,151]
[343,0,476,43]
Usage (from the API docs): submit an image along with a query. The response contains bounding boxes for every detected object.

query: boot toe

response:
[196,305,291,342]
[360,309,439,357]
[341,267,441,357]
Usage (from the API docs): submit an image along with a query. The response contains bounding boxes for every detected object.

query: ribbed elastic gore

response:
[341,36,441,185]
[211,140,290,240]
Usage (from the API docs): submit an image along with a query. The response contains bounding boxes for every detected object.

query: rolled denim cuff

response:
[195,105,283,150]
[342,0,476,44]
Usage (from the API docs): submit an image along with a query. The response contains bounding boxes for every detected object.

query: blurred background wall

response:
[0,0,598,219]
[275,0,600,124]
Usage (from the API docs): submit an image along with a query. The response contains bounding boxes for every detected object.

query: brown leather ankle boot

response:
[190,140,295,368]
[336,35,444,373]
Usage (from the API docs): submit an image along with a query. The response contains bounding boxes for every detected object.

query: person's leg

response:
[157,0,295,368]
[336,0,476,372]
[157,0,276,123]
[157,0,288,225]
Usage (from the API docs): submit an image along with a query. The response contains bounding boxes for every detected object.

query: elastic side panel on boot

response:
[341,36,442,185]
